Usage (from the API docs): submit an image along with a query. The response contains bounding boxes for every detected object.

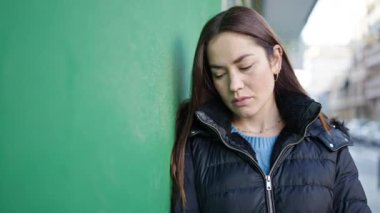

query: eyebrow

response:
[209,54,254,69]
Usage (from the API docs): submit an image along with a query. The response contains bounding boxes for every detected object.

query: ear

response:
[270,44,283,74]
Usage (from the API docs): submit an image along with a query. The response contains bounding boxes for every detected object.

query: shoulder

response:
[308,118,353,152]
[186,122,215,153]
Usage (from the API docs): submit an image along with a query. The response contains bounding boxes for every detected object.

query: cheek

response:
[245,70,274,90]
[213,79,229,98]
[260,75,275,92]
[254,74,274,87]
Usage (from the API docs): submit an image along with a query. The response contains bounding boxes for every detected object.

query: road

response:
[350,143,380,212]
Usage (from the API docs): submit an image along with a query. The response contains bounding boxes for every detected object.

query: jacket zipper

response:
[266,175,274,213]
[268,115,319,175]
[195,112,319,213]
[265,115,319,213]
[195,113,272,212]
[194,114,264,172]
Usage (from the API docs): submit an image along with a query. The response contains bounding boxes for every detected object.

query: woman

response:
[171,6,371,213]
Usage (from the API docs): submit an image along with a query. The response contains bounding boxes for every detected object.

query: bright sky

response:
[301,0,366,46]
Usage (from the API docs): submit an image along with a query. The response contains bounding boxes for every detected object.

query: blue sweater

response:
[231,126,278,175]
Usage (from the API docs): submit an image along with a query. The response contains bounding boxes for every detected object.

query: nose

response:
[229,72,244,92]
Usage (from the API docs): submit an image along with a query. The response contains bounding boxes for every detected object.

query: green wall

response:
[0,1,220,212]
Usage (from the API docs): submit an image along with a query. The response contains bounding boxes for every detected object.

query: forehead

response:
[207,32,263,64]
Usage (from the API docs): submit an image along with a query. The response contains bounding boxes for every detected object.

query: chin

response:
[234,108,259,118]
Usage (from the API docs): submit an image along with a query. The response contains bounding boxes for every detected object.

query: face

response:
[207,31,282,120]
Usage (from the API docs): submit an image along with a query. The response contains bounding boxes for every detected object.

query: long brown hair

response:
[170,6,330,208]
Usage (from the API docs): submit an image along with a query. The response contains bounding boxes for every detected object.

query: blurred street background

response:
[0,0,379,212]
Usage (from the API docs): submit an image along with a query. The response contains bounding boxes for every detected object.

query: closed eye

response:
[213,72,226,79]
[240,65,253,71]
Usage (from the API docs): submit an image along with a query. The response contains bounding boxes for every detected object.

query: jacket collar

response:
[307,119,353,151]
[194,92,321,138]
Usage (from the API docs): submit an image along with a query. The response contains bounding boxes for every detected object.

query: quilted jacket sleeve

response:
[172,142,200,213]
[333,147,372,212]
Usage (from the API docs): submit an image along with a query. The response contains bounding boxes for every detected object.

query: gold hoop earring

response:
[274,73,279,82]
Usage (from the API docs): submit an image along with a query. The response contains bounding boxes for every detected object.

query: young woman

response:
[171,6,371,213]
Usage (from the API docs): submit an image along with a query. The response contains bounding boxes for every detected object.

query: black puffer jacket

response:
[173,94,371,213]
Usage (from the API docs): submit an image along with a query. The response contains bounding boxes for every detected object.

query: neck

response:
[232,95,283,136]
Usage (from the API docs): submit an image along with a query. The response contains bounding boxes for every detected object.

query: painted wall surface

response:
[0,1,219,212]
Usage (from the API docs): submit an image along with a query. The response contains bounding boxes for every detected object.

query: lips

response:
[232,96,252,107]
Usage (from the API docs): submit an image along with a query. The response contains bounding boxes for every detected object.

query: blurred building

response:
[327,41,366,118]
[304,45,352,100]
[327,0,380,121]
[364,0,380,120]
